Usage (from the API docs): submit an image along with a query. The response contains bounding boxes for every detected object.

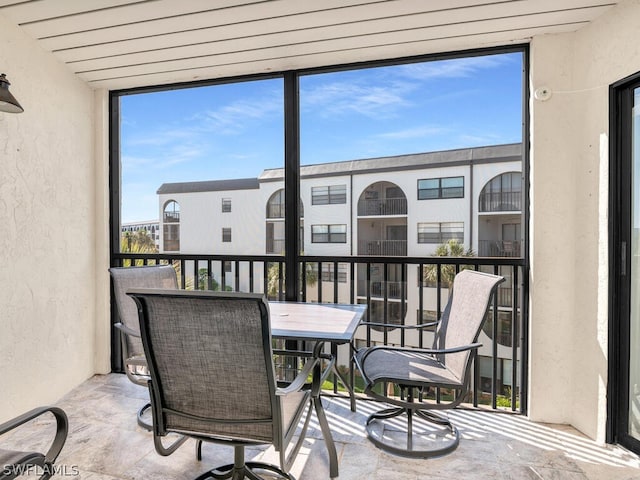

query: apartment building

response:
[157,143,522,258]
[156,142,523,395]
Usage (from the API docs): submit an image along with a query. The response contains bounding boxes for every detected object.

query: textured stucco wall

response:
[529,0,640,442]
[0,14,102,421]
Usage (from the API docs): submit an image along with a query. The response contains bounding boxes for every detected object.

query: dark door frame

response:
[608,70,640,452]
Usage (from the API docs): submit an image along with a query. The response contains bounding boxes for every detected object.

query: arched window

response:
[266,189,304,219]
[266,190,285,219]
[265,189,304,254]
[479,172,521,212]
[163,200,180,251]
[357,181,407,216]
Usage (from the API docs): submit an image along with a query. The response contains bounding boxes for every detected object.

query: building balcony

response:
[358,239,407,256]
[163,211,180,223]
[357,280,404,299]
[478,191,522,213]
[3,373,636,480]
[478,240,522,257]
[357,198,408,216]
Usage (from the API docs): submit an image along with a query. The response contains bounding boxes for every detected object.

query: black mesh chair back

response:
[129,289,314,480]
[433,269,504,383]
[109,265,178,430]
[110,265,178,372]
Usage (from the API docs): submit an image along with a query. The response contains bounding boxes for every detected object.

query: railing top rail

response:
[300,255,523,266]
[113,252,524,266]
[114,253,286,262]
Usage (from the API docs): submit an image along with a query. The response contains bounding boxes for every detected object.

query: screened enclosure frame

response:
[108,44,531,414]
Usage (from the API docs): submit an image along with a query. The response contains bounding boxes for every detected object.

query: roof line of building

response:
[269,142,521,173]
[259,153,521,182]
[158,143,522,193]
[157,177,259,195]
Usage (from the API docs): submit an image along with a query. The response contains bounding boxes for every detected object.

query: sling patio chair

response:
[109,264,178,431]
[128,289,320,480]
[0,406,68,480]
[354,269,505,458]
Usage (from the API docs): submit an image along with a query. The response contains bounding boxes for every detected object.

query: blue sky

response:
[120,51,522,222]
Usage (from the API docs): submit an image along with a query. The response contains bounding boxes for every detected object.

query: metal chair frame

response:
[0,407,68,480]
[354,269,505,458]
[130,289,322,480]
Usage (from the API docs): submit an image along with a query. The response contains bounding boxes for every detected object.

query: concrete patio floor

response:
[3,373,640,479]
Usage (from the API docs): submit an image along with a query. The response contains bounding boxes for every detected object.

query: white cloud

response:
[121,142,206,172]
[302,80,413,119]
[198,95,282,135]
[397,55,511,81]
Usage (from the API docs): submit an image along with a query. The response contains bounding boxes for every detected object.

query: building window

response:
[163,200,180,222]
[222,198,231,212]
[418,176,464,200]
[417,222,464,244]
[311,224,347,243]
[224,261,232,272]
[163,225,179,251]
[222,228,232,243]
[312,185,347,205]
[162,200,180,251]
[479,171,522,212]
[267,189,285,218]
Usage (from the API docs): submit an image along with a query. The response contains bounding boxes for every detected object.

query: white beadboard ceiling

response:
[0,0,619,91]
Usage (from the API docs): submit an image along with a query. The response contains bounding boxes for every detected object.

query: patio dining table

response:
[268,301,367,478]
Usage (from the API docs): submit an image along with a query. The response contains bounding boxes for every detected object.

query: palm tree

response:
[120,230,159,266]
[121,230,157,254]
[266,257,318,300]
[422,239,475,289]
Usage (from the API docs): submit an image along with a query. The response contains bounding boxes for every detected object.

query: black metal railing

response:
[357,280,404,299]
[478,191,522,212]
[478,240,522,257]
[163,211,180,223]
[111,252,526,414]
[358,239,407,256]
[357,197,407,216]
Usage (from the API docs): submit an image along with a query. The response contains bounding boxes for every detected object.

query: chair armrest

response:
[125,356,148,367]
[358,343,483,365]
[276,357,319,395]
[415,343,483,355]
[114,322,140,338]
[0,406,68,464]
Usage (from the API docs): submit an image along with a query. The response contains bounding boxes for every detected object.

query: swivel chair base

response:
[194,445,295,480]
[365,406,459,458]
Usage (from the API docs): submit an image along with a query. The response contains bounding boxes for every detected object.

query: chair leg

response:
[313,395,339,478]
[196,440,203,461]
[137,402,153,431]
